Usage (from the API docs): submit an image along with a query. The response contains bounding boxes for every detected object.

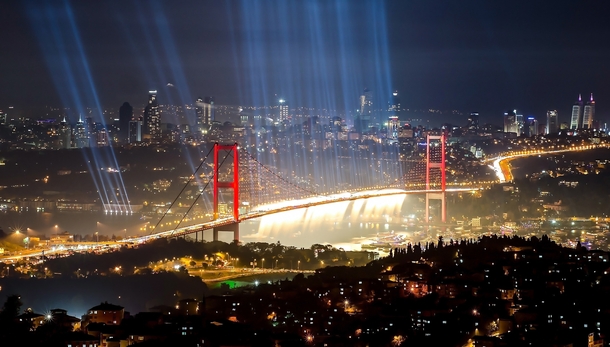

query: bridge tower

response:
[425,134,447,223]
[212,143,240,242]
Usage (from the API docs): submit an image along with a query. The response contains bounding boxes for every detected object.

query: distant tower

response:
[119,102,133,143]
[143,90,160,140]
[356,88,373,131]
[58,116,72,149]
[388,115,399,139]
[128,117,142,144]
[570,94,583,130]
[388,91,401,113]
[546,110,558,134]
[582,93,595,129]
[278,99,289,123]
[203,97,215,125]
[526,117,538,137]
[74,114,88,148]
[467,112,479,132]
[515,111,524,136]
[503,110,518,134]
[96,127,109,147]
[195,97,206,136]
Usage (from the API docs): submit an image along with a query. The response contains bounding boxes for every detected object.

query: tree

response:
[0,294,23,340]
[0,294,22,322]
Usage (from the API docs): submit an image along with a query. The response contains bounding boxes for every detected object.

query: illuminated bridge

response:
[128,135,488,243]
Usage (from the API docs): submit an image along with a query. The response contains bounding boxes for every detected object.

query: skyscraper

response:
[74,114,88,148]
[582,93,595,129]
[388,91,401,113]
[143,90,160,140]
[278,99,289,123]
[526,117,539,137]
[355,88,373,131]
[467,112,479,132]
[388,115,399,139]
[546,110,558,134]
[119,102,133,143]
[570,94,583,130]
[515,111,524,136]
[503,110,518,134]
[129,115,142,144]
[58,116,71,149]
[203,97,215,125]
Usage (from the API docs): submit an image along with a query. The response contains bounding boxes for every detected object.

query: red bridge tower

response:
[212,143,240,242]
[425,134,447,223]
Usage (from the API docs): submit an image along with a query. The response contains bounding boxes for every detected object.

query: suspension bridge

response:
[126,134,485,244]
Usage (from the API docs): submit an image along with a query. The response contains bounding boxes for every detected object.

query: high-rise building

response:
[202,97,215,125]
[96,127,109,147]
[74,114,88,148]
[354,88,373,132]
[118,102,133,143]
[582,93,595,129]
[526,117,539,137]
[388,91,401,113]
[388,115,399,139]
[467,112,479,132]
[195,97,205,136]
[129,118,142,144]
[503,110,518,134]
[58,116,72,149]
[143,90,160,140]
[0,111,7,125]
[278,99,289,123]
[546,110,558,134]
[360,88,373,115]
[515,111,524,136]
[570,94,583,130]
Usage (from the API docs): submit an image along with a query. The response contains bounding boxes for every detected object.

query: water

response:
[0,194,420,248]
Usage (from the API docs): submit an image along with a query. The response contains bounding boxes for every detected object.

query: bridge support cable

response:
[150,147,214,235]
[241,150,323,200]
[169,148,233,237]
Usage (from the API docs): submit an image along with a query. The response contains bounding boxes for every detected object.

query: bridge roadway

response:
[486,144,609,183]
[127,187,481,243]
[138,144,610,242]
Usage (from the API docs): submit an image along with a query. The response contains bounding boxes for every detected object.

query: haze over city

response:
[1,0,610,121]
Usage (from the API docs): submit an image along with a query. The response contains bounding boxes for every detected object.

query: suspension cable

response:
[170,150,233,236]
[242,150,323,197]
[150,146,214,235]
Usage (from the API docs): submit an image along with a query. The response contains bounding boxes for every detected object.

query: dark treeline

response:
[39,239,359,276]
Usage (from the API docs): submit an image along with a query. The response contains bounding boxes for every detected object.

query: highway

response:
[487,144,609,183]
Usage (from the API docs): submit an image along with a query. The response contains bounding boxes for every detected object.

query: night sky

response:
[1,0,610,123]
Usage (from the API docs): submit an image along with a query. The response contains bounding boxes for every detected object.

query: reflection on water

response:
[0,195,414,248]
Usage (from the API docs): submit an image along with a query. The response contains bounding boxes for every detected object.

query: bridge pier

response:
[212,223,240,242]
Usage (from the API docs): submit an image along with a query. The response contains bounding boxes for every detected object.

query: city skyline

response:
[1,0,609,122]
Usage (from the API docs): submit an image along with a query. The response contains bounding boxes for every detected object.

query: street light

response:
[261,258,265,270]
[298,260,301,270]
[95,231,99,243]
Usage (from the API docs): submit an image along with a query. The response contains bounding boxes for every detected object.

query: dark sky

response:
[1,0,610,123]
